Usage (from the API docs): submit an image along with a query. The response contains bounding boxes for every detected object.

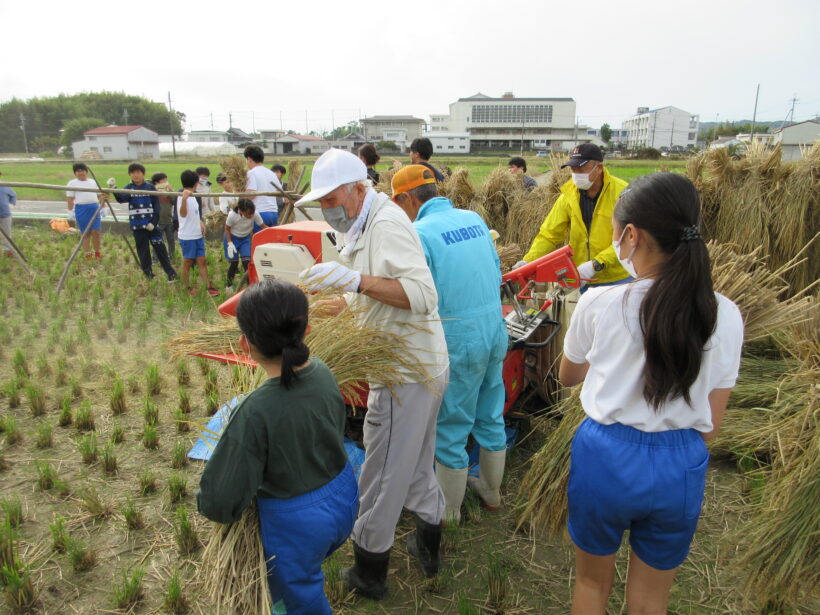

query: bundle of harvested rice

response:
[439,167,475,210]
[286,160,304,192]
[496,243,523,273]
[473,167,524,240]
[166,295,428,405]
[687,142,820,293]
[220,155,247,193]
[375,165,400,196]
[200,500,271,615]
[203,210,228,234]
[707,241,817,341]
[504,184,555,249]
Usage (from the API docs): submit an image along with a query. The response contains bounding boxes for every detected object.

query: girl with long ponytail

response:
[198,279,359,614]
[558,173,744,614]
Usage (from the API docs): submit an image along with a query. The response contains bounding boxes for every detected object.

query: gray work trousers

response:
[352,370,449,553]
[0,217,11,251]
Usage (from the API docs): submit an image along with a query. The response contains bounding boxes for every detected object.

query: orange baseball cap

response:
[391,165,437,199]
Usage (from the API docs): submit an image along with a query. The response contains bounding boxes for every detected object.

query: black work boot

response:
[406,514,442,578]
[341,543,390,600]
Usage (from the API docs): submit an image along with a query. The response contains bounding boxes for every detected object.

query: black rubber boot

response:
[406,515,442,578]
[341,543,390,600]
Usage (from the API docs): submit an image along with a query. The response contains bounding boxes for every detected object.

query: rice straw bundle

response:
[496,243,523,273]
[286,160,303,192]
[473,167,524,240]
[165,294,428,405]
[707,241,817,342]
[505,184,556,248]
[220,155,247,194]
[439,167,475,209]
[687,142,820,293]
[203,210,228,234]
[375,165,400,196]
[200,500,272,615]
[515,392,584,537]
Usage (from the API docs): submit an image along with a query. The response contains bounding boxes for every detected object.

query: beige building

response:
[361,115,425,150]
[771,120,820,161]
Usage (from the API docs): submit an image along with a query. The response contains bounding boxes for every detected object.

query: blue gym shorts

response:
[179,237,205,259]
[74,203,102,233]
[567,417,709,570]
[223,233,251,261]
[257,210,278,230]
[258,463,359,615]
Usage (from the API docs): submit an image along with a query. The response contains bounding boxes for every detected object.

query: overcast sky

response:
[2,0,818,134]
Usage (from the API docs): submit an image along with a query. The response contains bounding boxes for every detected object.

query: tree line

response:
[0,92,185,154]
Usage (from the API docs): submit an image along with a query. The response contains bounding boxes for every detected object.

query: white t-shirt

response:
[226,210,263,238]
[66,178,99,205]
[177,196,203,240]
[563,279,743,432]
[246,165,282,213]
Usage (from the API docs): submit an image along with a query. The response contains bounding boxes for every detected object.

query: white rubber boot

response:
[435,464,468,525]
[466,448,506,509]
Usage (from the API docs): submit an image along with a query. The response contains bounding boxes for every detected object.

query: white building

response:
[273,134,330,155]
[428,114,450,132]
[623,106,699,150]
[330,132,367,153]
[771,120,820,161]
[446,92,584,152]
[361,115,425,150]
[72,125,159,160]
[188,130,228,142]
[426,133,471,154]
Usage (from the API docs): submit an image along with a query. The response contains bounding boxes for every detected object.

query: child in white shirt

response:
[178,169,218,297]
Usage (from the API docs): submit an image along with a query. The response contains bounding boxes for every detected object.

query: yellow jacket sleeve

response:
[592,243,621,272]
[523,195,570,262]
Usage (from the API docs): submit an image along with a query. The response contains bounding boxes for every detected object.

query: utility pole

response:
[670,118,675,149]
[713,113,720,143]
[210,113,214,130]
[305,110,309,134]
[123,108,129,125]
[167,92,177,159]
[19,112,28,155]
[252,111,256,134]
[749,84,760,143]
[229,111,233,129]
[279,110,283,131]
[573,116,578,147]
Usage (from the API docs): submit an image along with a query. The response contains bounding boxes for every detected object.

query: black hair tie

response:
[680,225,701,243]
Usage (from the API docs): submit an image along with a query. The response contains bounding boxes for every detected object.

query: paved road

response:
[13,200,131,220]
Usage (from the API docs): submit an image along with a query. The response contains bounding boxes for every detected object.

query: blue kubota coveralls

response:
[413,196,508,469]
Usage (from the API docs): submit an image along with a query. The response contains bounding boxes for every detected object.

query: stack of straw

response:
[687,141,820,294]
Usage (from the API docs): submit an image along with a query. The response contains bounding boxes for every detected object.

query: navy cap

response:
[561,143,604,168]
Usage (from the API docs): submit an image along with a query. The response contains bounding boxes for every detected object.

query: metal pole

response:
[19,112,28,155]
[168,92,177,159]
[0,224,33,276]
[56,203,104,295]
[86,165,141,267]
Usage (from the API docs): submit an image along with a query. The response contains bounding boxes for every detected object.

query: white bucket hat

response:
[295,149,367,206]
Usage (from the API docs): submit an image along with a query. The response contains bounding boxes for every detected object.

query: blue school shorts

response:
[257,463,359,615]
[179,237,205,259]
[568,417,709,570]
[74,203,102,233]
[223,233,251,262]
[257,210,278,230]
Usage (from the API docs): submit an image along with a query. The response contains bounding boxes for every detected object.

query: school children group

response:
[191,145,744,615]
[67,144,287,296]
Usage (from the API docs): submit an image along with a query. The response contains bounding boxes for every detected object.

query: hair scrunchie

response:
[680,225,701,242]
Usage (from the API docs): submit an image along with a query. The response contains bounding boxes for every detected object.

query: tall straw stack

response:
[687,142,820,294]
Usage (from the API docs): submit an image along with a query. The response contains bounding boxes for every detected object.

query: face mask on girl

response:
[613,226,638,278]
[571,164,597,190]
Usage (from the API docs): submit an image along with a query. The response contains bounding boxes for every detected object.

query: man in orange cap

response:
[392,165,508,526]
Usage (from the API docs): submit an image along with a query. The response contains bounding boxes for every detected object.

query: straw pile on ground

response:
[515,241,819,541]
[687,141,820,294]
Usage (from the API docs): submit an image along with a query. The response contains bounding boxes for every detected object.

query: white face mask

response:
[571,163,597,190]
[613,227,638,278]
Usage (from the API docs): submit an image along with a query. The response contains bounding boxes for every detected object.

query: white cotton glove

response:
[226,242,237,259]
[67,209,76,221]
[577,260,596,286]
[512,260,527,270]
[106,177,116,188]
[300,261,361,293]
[145,222,155,232]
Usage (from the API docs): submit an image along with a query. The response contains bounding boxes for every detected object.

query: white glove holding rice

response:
[106,177,116,188]
[145,222,155,232]
[226,242,237,258]
[512,260,527,270]
[300,262,361,293]
[577,260,596,286]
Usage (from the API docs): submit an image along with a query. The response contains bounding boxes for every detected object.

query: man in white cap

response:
[297,149,450,599]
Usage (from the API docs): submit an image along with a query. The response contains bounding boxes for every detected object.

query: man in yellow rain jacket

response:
[517,144,631,289]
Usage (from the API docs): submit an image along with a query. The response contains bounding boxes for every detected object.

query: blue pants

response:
[75,203,101,233]
[568,418,709,570]
[580,276,633,294]
[257,211,278,231]
[435,318,508,469]
[258,463,358,615]
[223,233,252,261]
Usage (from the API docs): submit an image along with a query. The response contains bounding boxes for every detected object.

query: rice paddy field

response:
[0,145,817,614]
[0,156,686,201]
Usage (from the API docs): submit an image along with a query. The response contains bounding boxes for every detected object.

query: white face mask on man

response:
[612,226,638,278]
[571,163,597,190]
